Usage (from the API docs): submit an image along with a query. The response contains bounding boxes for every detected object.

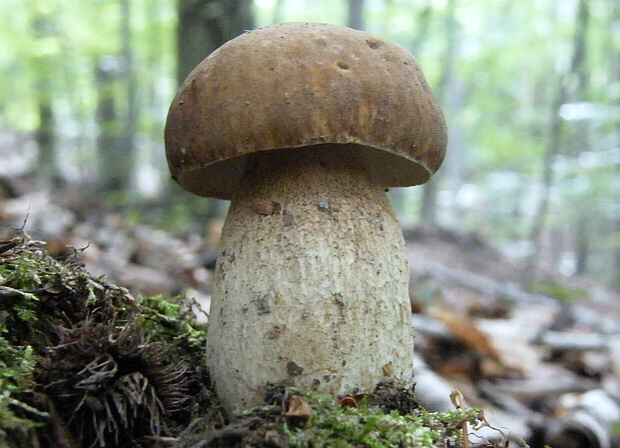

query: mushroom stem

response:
[207,145,414,414]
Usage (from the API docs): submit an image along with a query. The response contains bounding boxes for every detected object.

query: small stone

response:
[287,361,304,376]
[250,198,281,215]
[283,212,294,225]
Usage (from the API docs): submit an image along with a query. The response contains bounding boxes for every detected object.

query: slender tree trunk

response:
[273,0,286,23]
[389,5,434,224]
[95,58,126,193]
[443,78,467,227]
[419,0,457,229]
[574,216,589,275]
[521,76,566,288]
[36,101,57,181]
[409,5,432,53]
[32,12,61,185]
[121,0,137,193]
[615,152,620,290]
[176,0,255,84]
[95,0,137,196]
[570,0,592,275]
[347,0,365,30]
[613,0,620,290]
[521,0,590,289]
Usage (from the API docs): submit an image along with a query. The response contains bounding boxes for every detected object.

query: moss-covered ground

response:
[0,230,501,448]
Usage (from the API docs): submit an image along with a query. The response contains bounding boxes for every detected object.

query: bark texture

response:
[207,148,414,413]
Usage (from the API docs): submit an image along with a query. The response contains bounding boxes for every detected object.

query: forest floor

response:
[1,175,620,447]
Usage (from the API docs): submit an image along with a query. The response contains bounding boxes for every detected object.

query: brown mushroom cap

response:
[165,22,447,200]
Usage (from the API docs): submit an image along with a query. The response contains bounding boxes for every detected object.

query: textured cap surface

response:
[165,22,447,199]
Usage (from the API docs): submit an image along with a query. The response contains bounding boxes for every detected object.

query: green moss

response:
[0,231,209,447]
[283,392,481,448]
[139,294,208,351]
[0,337,42,443]
[177,386,492,448]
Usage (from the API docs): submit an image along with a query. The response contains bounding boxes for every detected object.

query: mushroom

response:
[165,22,447,414]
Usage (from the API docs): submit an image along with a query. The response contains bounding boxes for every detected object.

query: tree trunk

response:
[272,0,286,23]
[36,102,57,182]
[613,0,620,290]
[574,216,589,275]
[521,78,566,289]
[521,0,590,289]
[32,12,61,185]
[95,58,127,193]
[389,6,435,225]
[94,0,138,196]
[409,5,432,53]
[347,0,365,30]
[120,0,137,193]
[419,0,457,228]
[176,0,255,84]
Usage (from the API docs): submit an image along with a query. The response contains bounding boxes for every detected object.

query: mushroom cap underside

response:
[165,22,447,200]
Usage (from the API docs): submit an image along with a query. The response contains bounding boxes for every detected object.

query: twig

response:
[450,390,470,448]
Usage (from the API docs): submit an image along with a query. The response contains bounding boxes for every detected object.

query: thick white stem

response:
[207,146,414,414]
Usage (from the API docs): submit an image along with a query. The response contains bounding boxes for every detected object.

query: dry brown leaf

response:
[433,308,503,363]
[284,395,312,423]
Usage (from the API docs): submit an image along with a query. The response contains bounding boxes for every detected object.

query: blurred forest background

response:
[1,0,620,291]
